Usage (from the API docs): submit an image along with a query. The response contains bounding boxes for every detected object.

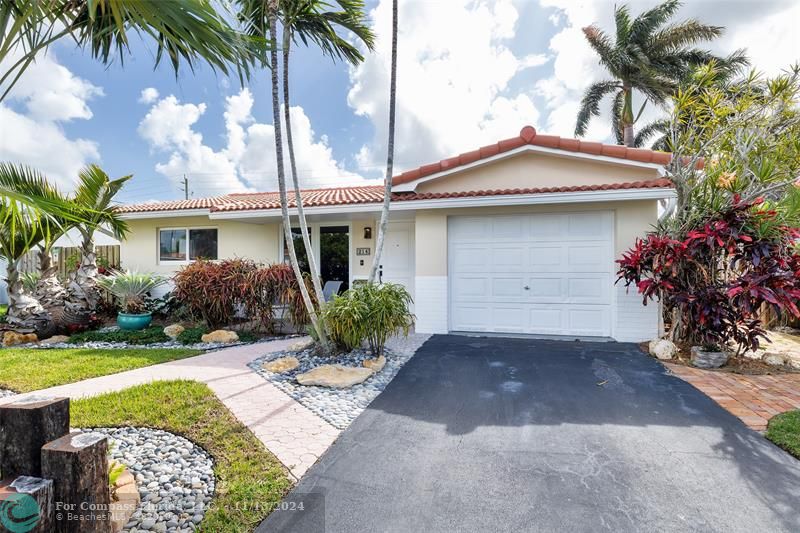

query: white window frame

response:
[158,226,219,264]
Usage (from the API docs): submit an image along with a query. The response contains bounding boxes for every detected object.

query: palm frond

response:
[575,80,621,137]
[582,25,620,75]
[611,90,625,144]
[634,119,669,148]
[629,0,682,44]
[72,165,131,239]
[650,20,723,51]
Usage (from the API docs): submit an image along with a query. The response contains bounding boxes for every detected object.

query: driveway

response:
[259,335,800,532]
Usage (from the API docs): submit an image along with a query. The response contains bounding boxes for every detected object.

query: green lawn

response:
[766,410,800,459]
[0,347,201,393]
[71,380,292,532]
[0,304,6,317]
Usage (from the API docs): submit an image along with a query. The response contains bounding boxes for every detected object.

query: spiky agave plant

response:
[97,270,166,314]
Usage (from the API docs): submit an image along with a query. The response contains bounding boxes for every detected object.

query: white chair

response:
[323,280,343,301]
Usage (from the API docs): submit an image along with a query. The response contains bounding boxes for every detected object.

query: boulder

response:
[262,356,300,374]
[363,355,386,372]
[38,335,70,345]
[163,324,185,340]
[2,331,38,347]
[649,339,678,360]
[287,337,315,352]
[690,346,729,369]
[200,330,239,344]
[296,365,374,388]
[762,352,787,367]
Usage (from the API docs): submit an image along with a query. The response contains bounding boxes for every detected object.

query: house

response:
[117,126,675,342]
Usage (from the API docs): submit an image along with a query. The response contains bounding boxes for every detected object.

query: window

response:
[159,228,218,262]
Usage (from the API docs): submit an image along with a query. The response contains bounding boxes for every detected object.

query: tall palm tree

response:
[1,0,263,102]
[574,0,746,147]
[368,0,398,283]
[280,0,374,305]
[63,166,130,325]
[260,0,332,349]
[0,163,75,334]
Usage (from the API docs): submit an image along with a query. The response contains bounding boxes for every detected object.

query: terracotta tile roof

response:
[392,125,673,186]
[118,179,672,214]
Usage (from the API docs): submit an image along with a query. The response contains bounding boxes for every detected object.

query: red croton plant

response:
[617,195,800,353]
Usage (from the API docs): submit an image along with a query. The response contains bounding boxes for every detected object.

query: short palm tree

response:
[574,0,746,147]
[33,215,73,324]
[1,0,262,102]
[63,166,130,325]
[0,163,76,333]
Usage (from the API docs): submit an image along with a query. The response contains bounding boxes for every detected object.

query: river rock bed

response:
[83,427,215,532]
[7,333,298,352]
[249,334,430,429]
[0,388,15,398]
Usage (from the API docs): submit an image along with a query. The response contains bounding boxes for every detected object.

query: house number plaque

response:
[356,247,371,256]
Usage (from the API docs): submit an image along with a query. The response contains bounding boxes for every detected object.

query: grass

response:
[0,304,6,317]
[71,380,292,532]
[766,410,800,459]
[0,347,201,393]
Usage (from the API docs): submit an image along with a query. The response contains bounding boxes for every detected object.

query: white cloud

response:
[138,88,370,195]
[0,51,101,189]
[348,0,546,174]
[138,87,159,104]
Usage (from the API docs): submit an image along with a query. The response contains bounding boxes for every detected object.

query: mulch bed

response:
[639,342,800,376]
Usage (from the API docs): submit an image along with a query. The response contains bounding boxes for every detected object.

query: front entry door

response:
[379,222,415,309]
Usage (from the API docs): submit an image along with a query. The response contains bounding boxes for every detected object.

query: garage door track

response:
[260,335,800,532]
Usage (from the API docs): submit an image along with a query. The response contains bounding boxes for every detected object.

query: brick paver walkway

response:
[667,363,800,431]
[0,338,339,479]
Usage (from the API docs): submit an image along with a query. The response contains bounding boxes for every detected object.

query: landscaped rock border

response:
[249,334,430,429]
[0,388,15,399]
[3,334,300,352]
[83,427,215,532]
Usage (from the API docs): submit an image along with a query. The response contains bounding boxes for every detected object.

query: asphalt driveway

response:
[259,335,800,532]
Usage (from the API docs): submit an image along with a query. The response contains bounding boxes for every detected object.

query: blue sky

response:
[1,0,798,205]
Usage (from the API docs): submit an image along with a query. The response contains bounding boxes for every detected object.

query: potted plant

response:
[690,344,729,369]
[97,270,167,330]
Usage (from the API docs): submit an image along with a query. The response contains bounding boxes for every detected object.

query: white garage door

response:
[448,212,614,337]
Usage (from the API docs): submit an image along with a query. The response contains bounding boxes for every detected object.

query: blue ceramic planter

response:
[117,312,153,331]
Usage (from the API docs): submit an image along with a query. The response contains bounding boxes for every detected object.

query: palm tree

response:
[1,0,263,102]
[260,0,332,349]
[63,166,130,325]
[574,0,745,147]
[368,0,398,283]
[0,164,76,334]
[279,0,374,305]
[33,216,73,324]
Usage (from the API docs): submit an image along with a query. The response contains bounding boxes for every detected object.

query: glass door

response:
[320,225,350,293]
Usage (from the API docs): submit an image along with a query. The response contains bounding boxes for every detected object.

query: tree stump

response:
[0,475,55,533]
[0,396,69,478]
[41,432,111,533]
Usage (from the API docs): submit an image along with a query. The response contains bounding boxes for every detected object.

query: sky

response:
[1,0,798,205]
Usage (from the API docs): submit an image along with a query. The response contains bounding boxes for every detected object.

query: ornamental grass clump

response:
[323,282,414,356]
[97,270,166,314]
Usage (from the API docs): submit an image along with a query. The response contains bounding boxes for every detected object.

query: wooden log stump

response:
[0,396,69,478]
[0,475,55,533]
[41,432,111,533]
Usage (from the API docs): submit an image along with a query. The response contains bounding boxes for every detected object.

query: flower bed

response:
[249,334,430,429]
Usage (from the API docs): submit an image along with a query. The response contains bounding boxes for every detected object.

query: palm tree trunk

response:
[34,245,66,324]
[64,229,99,324]
[282,27,326,307]
[622,85,635,147]
[268,0,331,351]
[5,258,52,334]
[368,0,398,284]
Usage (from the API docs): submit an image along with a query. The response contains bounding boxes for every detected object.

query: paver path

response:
[667,363,800,431]
[0,338,338,479]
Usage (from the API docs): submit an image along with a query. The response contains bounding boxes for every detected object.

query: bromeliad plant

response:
[97,270,167,314]
[617,193,800,353]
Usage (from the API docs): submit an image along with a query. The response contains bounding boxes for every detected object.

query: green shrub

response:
[177,327,207,345]
[96,270,167,314]
[323,282,414,356]
[68,326,170,345]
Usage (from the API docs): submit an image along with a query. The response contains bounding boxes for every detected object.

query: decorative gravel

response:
[8,334,297,352]
[249,334,430,429]
[0,388,15,398]
[82,427,215,533]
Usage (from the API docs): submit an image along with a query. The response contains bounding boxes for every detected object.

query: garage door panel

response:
[492,246,526,272]
[451,245,490,272]
[451,305,491,330]
[449,213,613,337]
